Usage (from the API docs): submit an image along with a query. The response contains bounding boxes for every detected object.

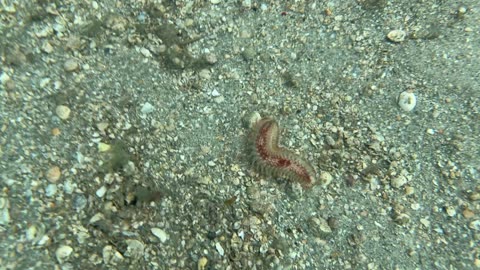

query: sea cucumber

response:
[248,117,317,188]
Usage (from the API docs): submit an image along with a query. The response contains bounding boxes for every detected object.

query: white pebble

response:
[215,242,225,256]
[63,58,79,72]
[96,186,107,197]
[45,184,57,197]
[56,105,71,120]
[319,171,333,187]
[55,245,73,263]
[446,206,456,217]
[387,30,406,43]
[391,175,408,188]
[398,91,416,112]
[151,228,169,243]
[210,89,220,97]
[140,102,155,114]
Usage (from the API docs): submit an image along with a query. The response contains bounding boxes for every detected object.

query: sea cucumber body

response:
[249,117,317,188]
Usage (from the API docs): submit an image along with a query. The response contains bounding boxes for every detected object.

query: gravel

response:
[0,1,479,269]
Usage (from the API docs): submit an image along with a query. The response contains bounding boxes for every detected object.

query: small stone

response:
[387,30,406,43]
[41,41,54,53]
[199,69,211,80]
[73,194,87,210]
[243,111,261,129]
[394,213,411,225]
[98,142,111,152]
[45,184,57,197]
[468,220,480,231]
[411,203,420,210]
[214,96,224,103]
[63,58,79,72]
[462,208,475,219]
[405,186,415,195]
[215,242,225,256]
[198,257,208,270]
[445,206,456,217]
[0,197,11,225]
[319,171,333,187]
[420,218,430,228]
[469,192,480,201]
[125,239,145,258]
[46,166,61,182]
[151,228,169,243]
[96,186,107,198]
[51,128,61,136]
[55,245,73,263]
[140,47,152,58]
[210,89,220,97]
[102,245,124,264]
[210,0,221,4]
[140,102,155,114]
[205,53,217,64]
[56,105,71,120]
[398,91,416,112]
[309,216,332,238]
[391,175,408,188]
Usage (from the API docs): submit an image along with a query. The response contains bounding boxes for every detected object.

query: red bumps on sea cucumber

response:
[248,117,317,189]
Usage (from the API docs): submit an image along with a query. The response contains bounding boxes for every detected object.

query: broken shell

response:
[387,30,406,43]
[55,245,73,263]
[398,91,416,112]
[309,216,333,238]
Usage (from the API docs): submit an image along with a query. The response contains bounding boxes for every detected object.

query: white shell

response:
[398,91,416,112]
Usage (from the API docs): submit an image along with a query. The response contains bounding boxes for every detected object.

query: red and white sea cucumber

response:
[248,116,317,189]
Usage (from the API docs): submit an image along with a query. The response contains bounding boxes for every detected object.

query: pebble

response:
[445,206,456,217]
[41,41,54,53]
[319,171,333,187]
[394,213,411,225]
[63,58,79,72]
[463,208,475,219]
[243,111,261,129]
[45,184,57,197]
[103,245,124,264]
[151,228,169,243]
[205,53,217,64]
[55,245,73,263]
[398,91,416,112]
[215,242,225,256]
[309,216,332,238]
[125,239,145,258]
[140,102,155,114]
[199,69,211,80]
[468,220,480,231]
[391,174,408,188]
[387,30,406,43]
[46,166,61,182]
[198,257,208,270]
[73,194,87,210]
[98,142,111,152]
[96,186,107,197]
[52,128,62,137]
[56,105,71,120]
[0,197,11,225]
